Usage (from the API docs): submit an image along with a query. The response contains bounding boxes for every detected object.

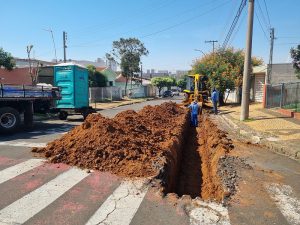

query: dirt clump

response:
[32,102,188,178]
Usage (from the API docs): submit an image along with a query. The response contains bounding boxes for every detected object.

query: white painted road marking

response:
[188,200,231,225]
[266,183,300,225]
[85,180,148,225]
[0,159,44,184]
[0,168,89,225]
[0,141,47,148]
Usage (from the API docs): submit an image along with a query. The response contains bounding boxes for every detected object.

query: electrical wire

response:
[141,0,230,39]
[227,9,246,46]
[221,0,247,49]
[262,0,271,27]
[69,0,230,48]
[255,10,269,41]
[256,0,270,30]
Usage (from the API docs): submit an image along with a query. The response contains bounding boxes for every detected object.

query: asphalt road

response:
[0,98,299,225]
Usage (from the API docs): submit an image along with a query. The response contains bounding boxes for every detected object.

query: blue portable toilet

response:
[54,63,89,109]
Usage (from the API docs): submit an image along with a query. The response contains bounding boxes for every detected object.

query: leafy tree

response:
[177,76,188,90]
[107,38,149,95]
[0,48,15,70]
[151,76,175,96]
[87,65,107,87]
[290,45,300,79]
[192,47,263,104]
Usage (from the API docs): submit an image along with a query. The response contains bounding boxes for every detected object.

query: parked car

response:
[171,89,180,96]
[163,90,174,97]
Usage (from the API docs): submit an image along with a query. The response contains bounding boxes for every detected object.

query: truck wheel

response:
[58,111,68,120]
[0,107,21,133]
[82,109,92,120]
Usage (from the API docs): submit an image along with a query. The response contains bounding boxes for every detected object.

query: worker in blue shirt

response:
[211,89,218,115]
[188,100,201,127]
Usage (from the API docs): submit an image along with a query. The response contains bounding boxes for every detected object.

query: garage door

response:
[254,74,265,102]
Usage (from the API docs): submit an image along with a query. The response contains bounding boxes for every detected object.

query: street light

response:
[194,49,207,56]
[43,28,58,63]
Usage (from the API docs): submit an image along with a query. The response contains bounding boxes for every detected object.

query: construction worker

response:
[211,89,218,115]
[188,100,201,127]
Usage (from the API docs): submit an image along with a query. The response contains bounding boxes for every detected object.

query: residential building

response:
[227,63,300,103]
[14,57,55,68]
[97,67,118,86]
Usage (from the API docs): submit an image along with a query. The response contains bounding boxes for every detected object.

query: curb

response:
[218,114,300,162]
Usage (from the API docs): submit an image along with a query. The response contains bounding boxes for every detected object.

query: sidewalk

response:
[90,98,153,110]
[215,103,300,161]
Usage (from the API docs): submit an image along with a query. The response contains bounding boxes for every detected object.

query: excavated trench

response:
[158,114,234,202]
[32,103,233,202]
[175,127,202,198]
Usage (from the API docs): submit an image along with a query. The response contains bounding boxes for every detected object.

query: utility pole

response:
[140,62,143,85]
[267,28,275,84]
[205,40,218,53]
[63,31,67,63]
[240,0,255,121]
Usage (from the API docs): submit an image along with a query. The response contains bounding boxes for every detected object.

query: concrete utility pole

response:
[205,40,218,53]
[140,62,143,85]
[63,31,67,63]
[240,0,255,121]
[267,28,275,84]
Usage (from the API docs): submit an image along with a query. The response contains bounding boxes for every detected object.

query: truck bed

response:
[0,84,61,101]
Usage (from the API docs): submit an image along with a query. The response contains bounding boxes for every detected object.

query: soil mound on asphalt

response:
[32,102,187,177]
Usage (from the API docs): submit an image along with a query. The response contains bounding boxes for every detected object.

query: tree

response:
[107,38,149,95]
[0,48,15,70]
[290,45,300,79]
[87,65,107,87]
[151,76,175,96]
[177,76,188,90]
[192,47,263,104]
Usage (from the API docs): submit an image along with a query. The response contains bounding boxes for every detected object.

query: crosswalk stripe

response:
[0,141,47,148]
[0,168,89,225]
[0,159,44,184]
[85,180,148,225]
[266,183,300,225]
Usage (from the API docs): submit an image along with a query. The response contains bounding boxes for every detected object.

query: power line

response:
[255,10,268,41]
[275,42,299,46]
[262,0,271,27]
[69,0,228,48]
[218,0,240,41]
[141,0,230,39]
[256,0,270,29]
[227,9,246,46]
[222,0,247,49]
[71,0,179,37]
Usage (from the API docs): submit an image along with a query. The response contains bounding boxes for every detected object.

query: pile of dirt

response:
[198,115,234,202]
[32,102,188,178]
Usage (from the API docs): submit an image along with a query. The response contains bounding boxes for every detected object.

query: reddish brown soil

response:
[198,115,234,202]
[32,102,188,178]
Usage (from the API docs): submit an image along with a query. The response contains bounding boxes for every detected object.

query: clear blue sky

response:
[1,0,299,71]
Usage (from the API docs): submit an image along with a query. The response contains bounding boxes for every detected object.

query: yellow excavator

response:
[182,74,209,106]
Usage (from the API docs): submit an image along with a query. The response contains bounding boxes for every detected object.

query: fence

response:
[266,82,300,110]
[89,87,122,103]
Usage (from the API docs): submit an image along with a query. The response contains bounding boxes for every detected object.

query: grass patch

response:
[243,118,255,122]
[283,103,300,112]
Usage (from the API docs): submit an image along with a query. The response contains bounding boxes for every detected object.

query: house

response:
[115,74,156,97]
[0,68,33,85]
[227,63,300,103]
[97,67,118,87]
[250,65,267,102]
